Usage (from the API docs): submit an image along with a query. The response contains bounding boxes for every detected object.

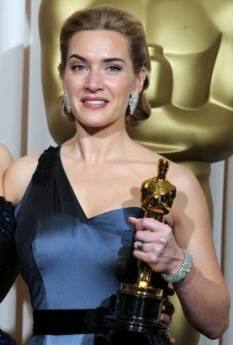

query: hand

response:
[128,217,184,274]
[159,299,176,344]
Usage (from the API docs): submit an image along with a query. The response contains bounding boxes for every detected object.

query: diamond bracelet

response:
[161,250,193,286]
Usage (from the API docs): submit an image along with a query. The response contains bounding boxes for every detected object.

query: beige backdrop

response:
[0,1,232,345]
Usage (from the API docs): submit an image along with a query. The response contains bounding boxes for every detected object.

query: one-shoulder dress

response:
[0,147,170,345]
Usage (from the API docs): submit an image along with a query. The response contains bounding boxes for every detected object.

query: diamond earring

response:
[128,93,139,115]
[64,89,71,113]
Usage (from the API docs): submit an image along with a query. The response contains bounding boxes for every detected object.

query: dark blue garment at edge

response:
[13,147,169,345]
[0,330,16,345]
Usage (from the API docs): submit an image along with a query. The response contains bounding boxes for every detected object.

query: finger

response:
[163,300,175,316]
[129,217,162,232]
[129,216,155,223]
[142,218,171,232]
[128,217,145,231]
[133,248,158,266]
[128,216,140,224]
[134,240,144,251]
[135,229,167,243]
[128,217,172,236]
[134,219,170,234]
[133,248,170,272]
[160,313,171,325]
[168,336,176,344]
[134,240,166,258]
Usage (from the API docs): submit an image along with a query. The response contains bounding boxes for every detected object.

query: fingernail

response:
[128,216,136,221]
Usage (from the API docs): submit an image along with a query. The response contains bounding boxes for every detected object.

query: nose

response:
[85,69,103,93]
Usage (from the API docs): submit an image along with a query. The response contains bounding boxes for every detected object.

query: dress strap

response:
[32,146,60,186]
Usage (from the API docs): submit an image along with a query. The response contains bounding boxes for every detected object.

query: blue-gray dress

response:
[0,147,170,345]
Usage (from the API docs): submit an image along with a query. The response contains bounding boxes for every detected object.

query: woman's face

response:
[63,30,145,129]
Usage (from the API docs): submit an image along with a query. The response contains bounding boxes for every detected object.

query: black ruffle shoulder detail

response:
[32,146,59,186]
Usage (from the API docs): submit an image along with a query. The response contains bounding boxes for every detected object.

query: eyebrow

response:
[68,54,126,64]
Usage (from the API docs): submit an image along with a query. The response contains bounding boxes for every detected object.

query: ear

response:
[62,77,66,90]
[133,67,147,94]
[58,63,65,82]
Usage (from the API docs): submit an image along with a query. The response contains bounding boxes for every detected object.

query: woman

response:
[3,5,230,345]
[39,0,233,211]
[39,2,233,344]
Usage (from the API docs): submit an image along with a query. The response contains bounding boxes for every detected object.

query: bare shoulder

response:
[167,160,210,226]
[168,160,202,192]
[0,144,13,171]
[139,151,206,210]
[4,153,40,205]
[131,144,202,196]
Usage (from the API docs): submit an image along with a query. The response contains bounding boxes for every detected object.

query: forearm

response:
[175,264,230,339]
[129,208,230,338]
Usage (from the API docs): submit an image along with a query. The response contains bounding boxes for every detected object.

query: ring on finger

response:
[136,241,144,251]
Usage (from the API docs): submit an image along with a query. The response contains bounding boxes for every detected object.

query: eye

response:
[106,65,122,72]
[70,64,86,72]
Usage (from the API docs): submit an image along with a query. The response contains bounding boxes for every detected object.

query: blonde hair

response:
[59,5,151,125]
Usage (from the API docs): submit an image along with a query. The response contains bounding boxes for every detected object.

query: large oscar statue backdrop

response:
[39,1,233,345]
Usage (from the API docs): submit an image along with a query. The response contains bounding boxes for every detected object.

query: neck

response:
[67,121,133,163]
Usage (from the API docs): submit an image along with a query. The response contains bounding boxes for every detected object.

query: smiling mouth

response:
[84,99,106,105]
[81,98,108,108]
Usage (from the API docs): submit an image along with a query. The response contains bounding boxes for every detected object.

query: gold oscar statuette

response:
[115,158,176,333]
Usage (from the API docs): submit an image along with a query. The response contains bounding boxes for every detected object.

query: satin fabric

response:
[15,147,145,345]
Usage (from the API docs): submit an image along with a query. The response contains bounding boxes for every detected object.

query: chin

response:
[76,113,120,130]
[76,118,114,132]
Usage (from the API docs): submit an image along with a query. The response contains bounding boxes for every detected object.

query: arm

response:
[0,144,13,195]
[0,154,39,301]
[0,145,19,301]
[172,169,230,338]
[130,166,230,339]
